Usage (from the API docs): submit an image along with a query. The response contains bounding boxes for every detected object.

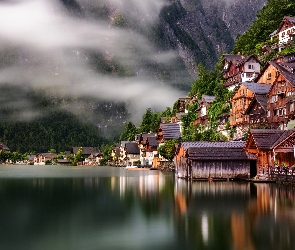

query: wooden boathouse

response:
[245,129,295,173]
[175,141,257,180]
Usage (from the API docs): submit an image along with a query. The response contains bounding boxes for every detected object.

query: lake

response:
[0,165,295,250]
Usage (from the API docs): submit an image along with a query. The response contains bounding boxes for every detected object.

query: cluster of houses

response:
[110,123,181,167]
[0,145,103,166]
[174,16,295,180]
[112,16,295,179]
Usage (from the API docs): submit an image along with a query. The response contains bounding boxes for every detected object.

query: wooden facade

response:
[245,129,295,173]
[223,55,261,90]
[262,61,295,129]
[245,94,269,128]
[270,16,295,45]
[230,82,271,127]
[175,141,256,180]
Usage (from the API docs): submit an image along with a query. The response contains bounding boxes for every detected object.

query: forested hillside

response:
[0,0,266,153]
[233,0,295,56]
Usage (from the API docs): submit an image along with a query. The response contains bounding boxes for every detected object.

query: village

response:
[2,16,295,183]
[110,16,295,182]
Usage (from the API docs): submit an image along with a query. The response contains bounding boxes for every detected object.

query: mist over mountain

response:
[0,0,267,150]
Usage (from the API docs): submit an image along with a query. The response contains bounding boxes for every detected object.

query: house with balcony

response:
[229,82,272,129]
[222,54,261,90]
[245,94,269,129]
[265,61,295,129]
[270,16,295,51]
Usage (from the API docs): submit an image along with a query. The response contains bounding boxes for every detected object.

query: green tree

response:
[139,108,161,133]
[158,139,177,161]
[119,121,138,141]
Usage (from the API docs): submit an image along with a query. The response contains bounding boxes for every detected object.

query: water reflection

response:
[174,179,295,249]
[0,166,295,249]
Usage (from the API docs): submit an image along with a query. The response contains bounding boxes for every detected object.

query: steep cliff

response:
[158,0,267,76]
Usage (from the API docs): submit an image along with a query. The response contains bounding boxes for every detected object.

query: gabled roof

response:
[245,94,268,114]
[223,54,243,64]
[125,142,140,154]
[242,82,272,94]
[270,29,278,36]
[181,141,245,152]
[201,95,216,103]
[235,55,260,67]
[272,129,295,149]
[147,136,158,147]
[231,82,271,99]
[160,123,181,140]
[0,142,9,151]
[268,61,295,87]
[246,129,286,150]
[186,141,254,160]
[277,16,295,33]
[39,153,57,159]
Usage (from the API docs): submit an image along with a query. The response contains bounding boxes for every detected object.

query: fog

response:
[0,0,188,122]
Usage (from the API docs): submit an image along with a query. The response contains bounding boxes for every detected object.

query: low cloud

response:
[0,0,187,122]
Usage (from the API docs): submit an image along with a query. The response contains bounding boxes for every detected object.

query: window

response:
[271,95,278,103]
[248,64,254,70]
[291,102,294,112]
[267,73,272,79]
[274,109,278,116]
[267,110,270,117]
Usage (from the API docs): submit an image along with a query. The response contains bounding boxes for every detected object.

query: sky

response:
[0,0,188,122]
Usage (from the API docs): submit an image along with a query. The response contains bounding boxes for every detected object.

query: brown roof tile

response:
[249,129,285,150]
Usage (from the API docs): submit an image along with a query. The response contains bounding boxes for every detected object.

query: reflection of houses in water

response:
[108,173,168,199]
[173,181,295,249]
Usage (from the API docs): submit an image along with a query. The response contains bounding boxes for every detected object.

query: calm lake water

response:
[0,165,295,250]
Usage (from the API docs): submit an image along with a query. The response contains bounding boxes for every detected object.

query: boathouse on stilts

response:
[175,141,257,180]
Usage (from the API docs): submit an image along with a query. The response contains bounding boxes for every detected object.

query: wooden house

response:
[270,16,295,49]
[261,61,295,129]
[175,141,257,180]
[244,94,269,128]
[222,54,261,90]
[194,95,216,126]
[245,129,295,173]
[230,82,272,127]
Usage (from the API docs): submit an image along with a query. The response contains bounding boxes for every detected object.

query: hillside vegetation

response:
[233,0,295,57]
